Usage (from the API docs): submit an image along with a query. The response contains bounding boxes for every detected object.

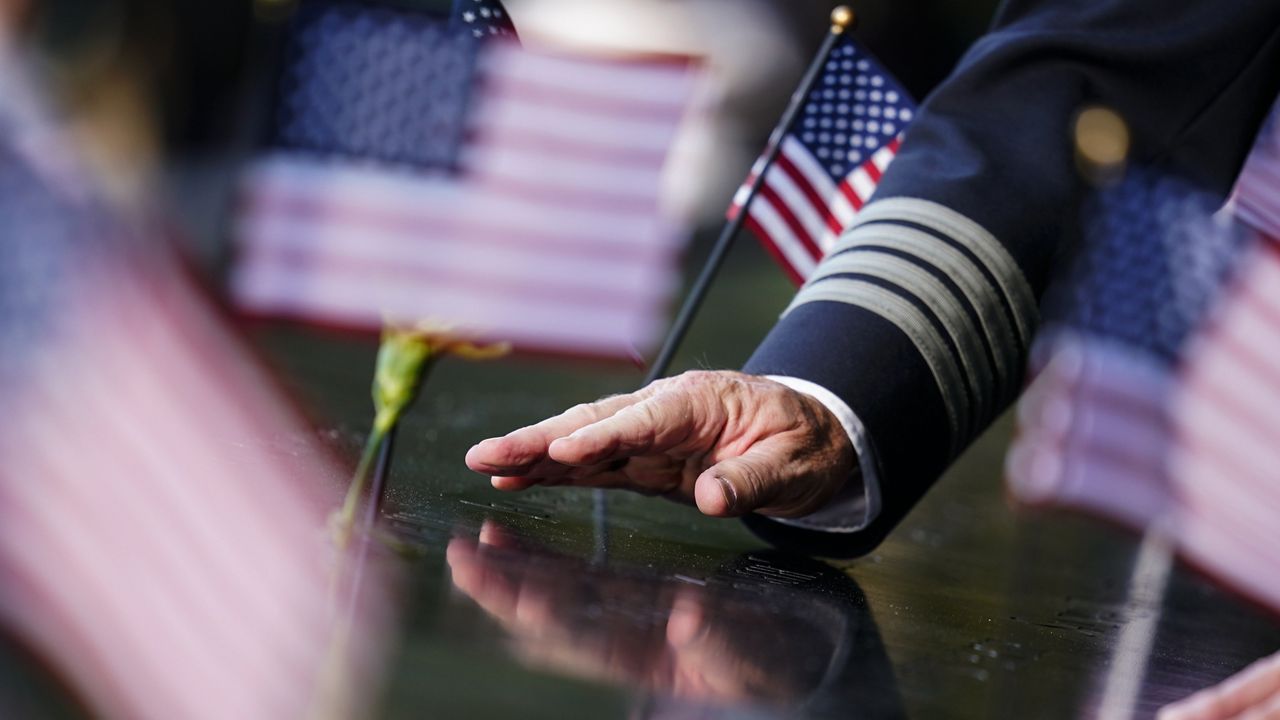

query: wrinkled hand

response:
[465,370,854,518]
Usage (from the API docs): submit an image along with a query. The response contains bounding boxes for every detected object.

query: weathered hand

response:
[465,370,854,518]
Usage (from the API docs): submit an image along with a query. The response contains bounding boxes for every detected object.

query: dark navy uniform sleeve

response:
[743,0,1280,555]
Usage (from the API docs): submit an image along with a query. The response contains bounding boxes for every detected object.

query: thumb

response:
[693,438,791,518]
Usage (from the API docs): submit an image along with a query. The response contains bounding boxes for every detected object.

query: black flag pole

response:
[642,5,856,386]
[592,6,858,560]
[363,426,397,531]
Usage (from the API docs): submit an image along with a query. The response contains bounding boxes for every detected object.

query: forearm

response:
[747,0,1280,544]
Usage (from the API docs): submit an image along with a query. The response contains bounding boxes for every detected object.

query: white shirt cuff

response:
[765,375,882,533]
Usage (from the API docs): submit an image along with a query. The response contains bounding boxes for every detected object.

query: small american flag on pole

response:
[730,35,915,284]
[1169,104,1280,611]
[1006,168,1241,528]
[0,67,384,719]
[1231,100,1280,241]
[1008,103,1280,612]
[232,1,698,359]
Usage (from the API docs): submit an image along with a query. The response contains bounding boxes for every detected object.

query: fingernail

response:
[666,605,703,647]
[716,475,738,512]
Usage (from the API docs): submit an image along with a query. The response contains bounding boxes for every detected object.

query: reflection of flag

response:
[729,36,915,284]
[232,1,698,358]
[0,76,377,718]
[1007,104,1280,611]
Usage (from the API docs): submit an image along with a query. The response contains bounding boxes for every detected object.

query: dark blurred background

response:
[24,0,1002,260]
[30,0,999,151]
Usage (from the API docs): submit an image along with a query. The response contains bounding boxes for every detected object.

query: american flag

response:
[1007,104,1280,613]
[232,1,698,359]
[730,35,915,284]
[1231,100,1280,240]
[0,61,386,719]
[452,0,517,39]
[1169,104,1280,612]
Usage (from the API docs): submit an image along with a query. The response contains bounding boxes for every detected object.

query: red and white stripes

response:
[1232,106,1280,240]
[0,252,381,720]
[733,136,900,284]
[234,43,698,360]
[1007,238,1280,613]
[1006,333,1176,532]
[1170,235,1280,611]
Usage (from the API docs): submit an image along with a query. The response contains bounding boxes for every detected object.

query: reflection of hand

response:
[446,522,833,705]
[662,588,828,703]
[465,370,854,518]
[1160,652,1280,719]
[446,523,673,688]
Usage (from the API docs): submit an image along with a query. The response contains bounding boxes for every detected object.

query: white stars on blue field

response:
[458,0,515,38]
[797,39,915,181]
[275,3,479,169]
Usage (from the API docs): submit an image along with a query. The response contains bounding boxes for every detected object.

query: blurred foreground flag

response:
[1169,106,1280,611]
[1007,104,1280,611]
[0,56,383,719]
[1232,96,1280,236]
[232,0,699,359]
[730,34,915,284]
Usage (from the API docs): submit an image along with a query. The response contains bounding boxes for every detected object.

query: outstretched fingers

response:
[466,371,852,512]
[465,392,641,481]
[546,391,704,468]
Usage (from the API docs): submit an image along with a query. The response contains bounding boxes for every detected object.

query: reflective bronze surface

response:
[3,252,1276,718]
[271,252,1280,719]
